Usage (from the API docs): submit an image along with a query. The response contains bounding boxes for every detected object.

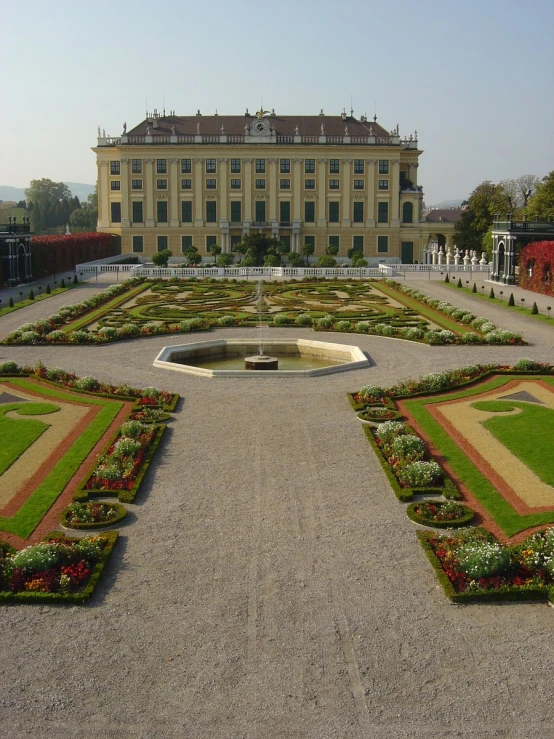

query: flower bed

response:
[0,531,118,604]
[418,527,554,603]
[406,500,475,528]
[357,407,403,423]
[60,502,127,529]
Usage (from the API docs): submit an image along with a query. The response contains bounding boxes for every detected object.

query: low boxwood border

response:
[406,500,475,528]
[0,530,119,605]
[416,531,551,604]
[60,502,127,529]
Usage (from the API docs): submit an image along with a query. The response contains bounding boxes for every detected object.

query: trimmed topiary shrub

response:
[508,293,515,306]
[531,302,538,314]
[489,288,495,298]
[457,278,462,287]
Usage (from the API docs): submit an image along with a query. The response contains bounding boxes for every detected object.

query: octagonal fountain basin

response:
[153,339,369,378]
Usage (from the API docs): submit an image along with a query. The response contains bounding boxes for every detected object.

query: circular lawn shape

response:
[406,499,475,528]
[60,501,127,530]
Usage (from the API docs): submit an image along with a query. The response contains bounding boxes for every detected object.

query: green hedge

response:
[59,502,127,530]
[406,501,475,528]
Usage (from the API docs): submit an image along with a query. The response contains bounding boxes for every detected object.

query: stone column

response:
[219,158,228,221]
[268,158,278,222]
[144,158,154,227]
[342,158,351,227]
[98,161,109,227]
[121,158,130,227]
[366,159,376,225]
[317,158,326,226]
[391,160,400,226]
[194,158,203,226]
[169,158,179,227]
[293,158,302,222]
[244,158,253,222]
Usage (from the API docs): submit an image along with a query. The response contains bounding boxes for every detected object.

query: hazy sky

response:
[2,0,553,204]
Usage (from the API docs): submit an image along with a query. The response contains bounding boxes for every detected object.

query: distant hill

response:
[427,199,464,208]
[0,182,95,203]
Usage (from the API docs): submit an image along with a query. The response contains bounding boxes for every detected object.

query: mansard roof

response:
[126,113,392,138]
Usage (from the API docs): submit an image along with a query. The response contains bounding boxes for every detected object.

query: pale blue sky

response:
[2,0,553,204]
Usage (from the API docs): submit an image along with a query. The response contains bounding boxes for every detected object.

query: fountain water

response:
[244,279,279,370]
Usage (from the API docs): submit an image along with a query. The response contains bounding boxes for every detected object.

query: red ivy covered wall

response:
[31,233,119,279]
[518,241,554,296]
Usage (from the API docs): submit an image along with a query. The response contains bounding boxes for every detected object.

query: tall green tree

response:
[455,181,513,257]
[526,171,554,221]
[237,233,284,266]
[25,179,74,233]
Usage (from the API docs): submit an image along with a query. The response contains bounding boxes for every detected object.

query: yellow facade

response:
[94,110,452,263]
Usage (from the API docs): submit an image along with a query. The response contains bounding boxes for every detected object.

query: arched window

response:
[402,202,413,223]
[543,263,552,284]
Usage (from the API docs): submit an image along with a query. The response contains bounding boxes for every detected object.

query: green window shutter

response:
[110,202,121,223]
[181,201,192,222]
[181,235,193,252]
[353,202,364,223]
[206,201,217,223]
[329,202,340,222]
[304,201,315,222]
[377,202,388,223]
[353,236,364,253]
[157,201,168,222]
[280,201,291,223]
[255,201,266,223]
[132,201,143,223]
[230,201,242,222]
[132,235,143,253]
[157,235,168,252]
[377,235,388,253]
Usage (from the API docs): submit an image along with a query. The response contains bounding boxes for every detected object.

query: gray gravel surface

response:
[0,278,553,738]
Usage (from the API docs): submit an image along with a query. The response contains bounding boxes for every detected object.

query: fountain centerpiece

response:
[244,279,279,370]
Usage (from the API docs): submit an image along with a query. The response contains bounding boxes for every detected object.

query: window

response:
[206,235,217,252]
[353,180,364,190]
[280,179,290,190]
[400,170,408,186]
[280,158,290,173]
[156,179,168,190]
[304,201,315,222]
[132,201,143,223]
[329,202,340,223]
[304,235,315,249]
[156,159,167,174]
[353,202,364,223]
[157,201,168,222]
[402,202,414,223]
[132,235,143,253]
[378,160,389,174]
[280,201,291,223]
[110,161,120,175]
[305,179,315,190]
[329,179,340,189]
[329,159,340,174]
[157,235,168,252]
[255,179,266,189]
[206,201,217,223]
[231,235,242,250]
[181,201,192,222]
[377,235,389,253]
[377,202,389,223]
[206,179,217,189]
[255,158,265,173]
[231,158,241,173]
[230,179,241,189]
[181,179,192,189]
[110,202,121,223]
[181,159,191,174]
[181,235,193,252]
[378,179,389,190]
[230,201,242,223]
[354,159,364,174]
[205,158,216,173]
[305,159,315,173]
[110,181,121,191]
[328,235,340,250]
[132,159,142,174]
[255,200,266,223]
[281,235,291,249]
[131,179,142,190]
[352,235,364,253]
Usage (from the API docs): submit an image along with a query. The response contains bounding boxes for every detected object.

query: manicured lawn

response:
[0,402,59,475]
[403,375,554,537]
[0,380,122,539]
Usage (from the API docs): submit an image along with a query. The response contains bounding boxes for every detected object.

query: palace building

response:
[94,108,455,263]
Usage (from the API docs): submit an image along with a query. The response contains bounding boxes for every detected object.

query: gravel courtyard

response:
[0,277,553,738]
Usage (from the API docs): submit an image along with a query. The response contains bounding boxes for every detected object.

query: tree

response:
[455,181,512,257]
[236,234,283,266]
[301,241,315,266]
[288,252,304,267]
[25,179,74,233]
[317,254,337,267]
[326,243,340,257]
[216,253,234,267]
[526,171,554,221]
[183,246,202,266]
[232,241,249,264]
[69,204,97,231]
[208,243,222,263]
[151,249,172,267]
[263,253,280,267]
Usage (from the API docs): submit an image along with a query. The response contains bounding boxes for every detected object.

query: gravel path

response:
[0,279,553,738]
